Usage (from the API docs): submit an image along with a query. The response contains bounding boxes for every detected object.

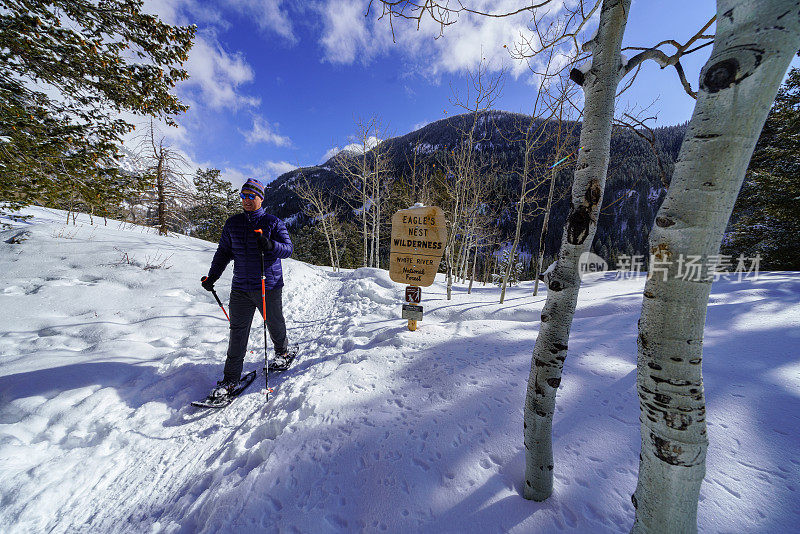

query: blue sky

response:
[141,0,800,187]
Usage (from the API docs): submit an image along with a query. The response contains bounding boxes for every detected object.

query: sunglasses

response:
[240,192,258,200]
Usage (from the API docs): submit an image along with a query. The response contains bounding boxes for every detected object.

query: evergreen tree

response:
[289,225,331,267]
[723,62,800,270]
[0,0,195,219]
[189,169,240,242]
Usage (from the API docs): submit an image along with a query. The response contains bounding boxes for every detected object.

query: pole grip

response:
[202,276,229,321]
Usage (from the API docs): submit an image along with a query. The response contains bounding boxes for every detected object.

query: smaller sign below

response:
[405,285,421,304]
[402,304,423,321]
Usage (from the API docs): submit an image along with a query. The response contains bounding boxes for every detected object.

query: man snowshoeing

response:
[201,178,293,397]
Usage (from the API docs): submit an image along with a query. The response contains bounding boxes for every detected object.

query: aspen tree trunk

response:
[332,227,340,271]
[322,218,336,272]
[370,187,377,268]
[503,130,535,302]
[499,242,517,303]
[455,239,463,283]
[465,228,476,281]
[458,226,473,282]
[523,0,630,502]
[445,230,456,299]
[454,231,465,283]
[501,187,526,303]
[446,245,453,299]
[467,230,477,282]
[374,174,381,268]
[362,179,368,267]
[631,2,800,531]
[534,162,558,296]
[468,243,478,294]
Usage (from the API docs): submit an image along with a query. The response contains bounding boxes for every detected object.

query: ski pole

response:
[201,276,229,321]
[255,229,270,400]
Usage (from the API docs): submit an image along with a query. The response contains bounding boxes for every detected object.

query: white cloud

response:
[317,0,582,80]
[224,0,297,43]
[261,160,298,179]
[241,115,292,146]
[181,33,260,111]
[142,0,259,112]
[319,0,374,64]
[144,0,228,30]
[221,166,249,187]
[222,161,299,187]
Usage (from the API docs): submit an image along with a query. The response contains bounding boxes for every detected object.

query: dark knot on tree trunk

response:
[702,58,739,92]
[569,67,585,86]
[566,205,591,245]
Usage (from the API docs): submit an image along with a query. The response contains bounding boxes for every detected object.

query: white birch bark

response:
[374,179,380,268]
[523,0,630,501]
[332,225,340,271]
[454,235,465,283]
[631,2,800,532]
[534,152,559,296]
[501,165,528,303]
[321,217,336,272]
[362,172,368,267]
[467,241,478,294]
[371,170,378,268]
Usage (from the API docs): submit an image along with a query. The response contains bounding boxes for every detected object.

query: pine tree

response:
[189,169,240,242]
[723,62,800,270]
[0,0,195,219]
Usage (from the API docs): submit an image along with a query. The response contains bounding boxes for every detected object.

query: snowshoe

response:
[191,370,257,409]
[267,346,298,373]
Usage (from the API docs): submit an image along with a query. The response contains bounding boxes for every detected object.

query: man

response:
[201,178,293,394]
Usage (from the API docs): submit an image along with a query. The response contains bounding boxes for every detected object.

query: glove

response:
[256,233,274,252]
[201,276,216,291]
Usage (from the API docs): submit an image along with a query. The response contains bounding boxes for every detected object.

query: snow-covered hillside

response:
[1,207,798,533]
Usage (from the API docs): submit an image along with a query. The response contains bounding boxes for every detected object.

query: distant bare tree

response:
[294,173,341,271]
[335,116,392,268]
[134,120,192,235]
[440,61,503,300]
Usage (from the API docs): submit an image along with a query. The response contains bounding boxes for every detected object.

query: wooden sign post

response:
[389,205,447,331]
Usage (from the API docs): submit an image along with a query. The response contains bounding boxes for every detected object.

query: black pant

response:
[224,288,288,381]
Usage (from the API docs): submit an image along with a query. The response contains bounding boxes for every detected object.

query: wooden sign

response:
[389,206,447,287]
[405,286,421,304]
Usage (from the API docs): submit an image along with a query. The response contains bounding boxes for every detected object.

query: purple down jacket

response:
[206,207,293,291]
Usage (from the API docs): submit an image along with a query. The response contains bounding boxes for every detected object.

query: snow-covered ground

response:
[1,207,798,533]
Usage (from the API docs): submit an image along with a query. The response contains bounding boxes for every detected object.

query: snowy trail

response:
[2,208,799,533]
[0,211,347,532]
